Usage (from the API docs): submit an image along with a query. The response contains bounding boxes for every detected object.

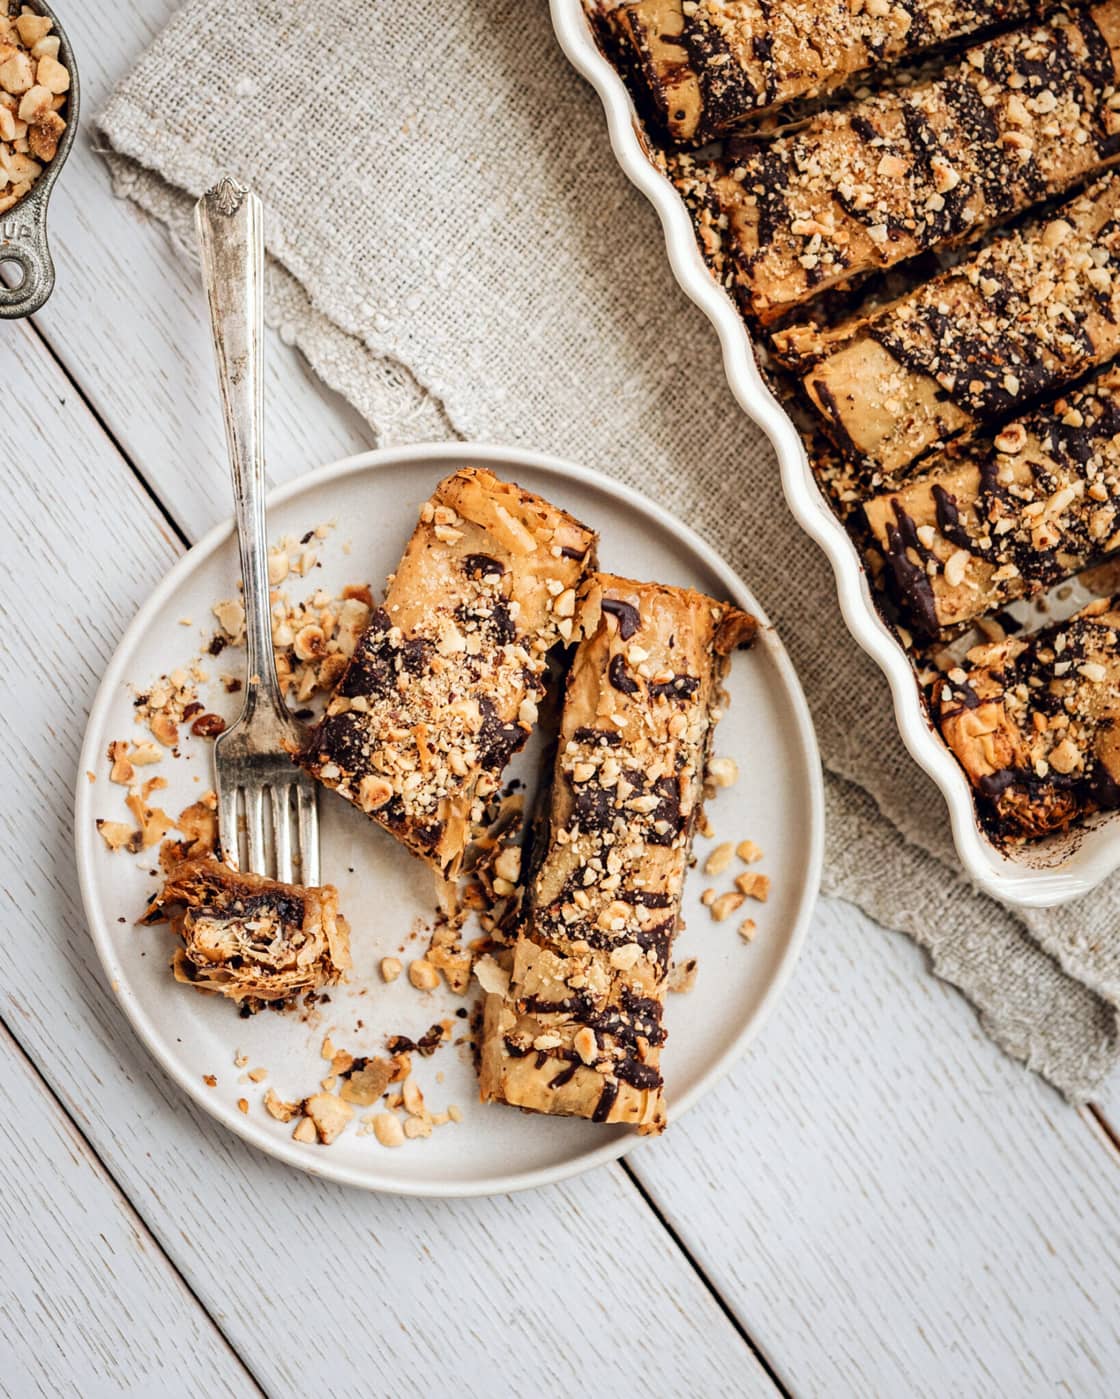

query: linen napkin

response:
[98,0,1120,1098]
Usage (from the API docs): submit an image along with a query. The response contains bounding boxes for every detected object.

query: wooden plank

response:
[0,1023,256,1398]
[29,0,380,541]
[629,897,1120,1398]
[0,317,774,1398]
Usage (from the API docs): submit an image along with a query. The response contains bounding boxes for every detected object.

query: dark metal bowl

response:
[0,0,79,319]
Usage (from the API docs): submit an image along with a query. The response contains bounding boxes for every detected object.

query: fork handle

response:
[195,178,285,721]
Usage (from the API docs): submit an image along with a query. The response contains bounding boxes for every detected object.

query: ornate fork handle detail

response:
[195,179,287,727]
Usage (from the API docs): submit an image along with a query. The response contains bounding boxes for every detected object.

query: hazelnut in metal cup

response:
[0,1,79,319]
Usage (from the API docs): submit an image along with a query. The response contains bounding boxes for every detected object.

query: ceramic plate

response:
[75,443,822,1196]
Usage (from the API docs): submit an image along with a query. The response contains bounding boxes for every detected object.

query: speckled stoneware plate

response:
[75,444,822,1197]
[550,0,1120,907]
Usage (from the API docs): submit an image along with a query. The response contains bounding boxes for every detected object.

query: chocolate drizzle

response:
[871,369,1120,636]
[883,502,939,639]
[608,653,640,695]
[940,603,1120,838]
[601,597,641,639]
[592,1078,619,1123]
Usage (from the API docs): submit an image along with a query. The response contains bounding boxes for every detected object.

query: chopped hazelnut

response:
[303,1092,353,1145]
[735,872,770,902]
[710,890,745,922]
[707,756,738,788]
[408,959,439,991]
[703,842,734,875]
[373,1112,405,1147]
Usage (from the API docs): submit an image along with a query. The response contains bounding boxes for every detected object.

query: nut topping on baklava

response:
[709,5,1120,323]
[863,369,1120,638]
[300,468,597,879]
[935,597,1120,838]
[786,171,1120,474]
[478,574,755,1134]
[610,0,1031,144]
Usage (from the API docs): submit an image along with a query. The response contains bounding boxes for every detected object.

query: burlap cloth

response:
[98,0,1120,1098]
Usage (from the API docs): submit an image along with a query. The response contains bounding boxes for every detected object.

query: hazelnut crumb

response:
[264,1089,299,1123]
[735,872,771,902]
[373,1112,405,1147]
[409,959,440,990]
[710,890,745,922]
[703,842,734,875]
[706,756,739,789]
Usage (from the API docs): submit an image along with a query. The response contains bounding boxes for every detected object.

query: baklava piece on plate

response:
[301,467,597,880]
[479,574,755,1133]
[143,856,351,1012]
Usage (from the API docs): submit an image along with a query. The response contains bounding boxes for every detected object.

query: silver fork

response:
[195,177,320,887]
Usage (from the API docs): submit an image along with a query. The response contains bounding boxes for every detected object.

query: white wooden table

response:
[3,4,1119,1395]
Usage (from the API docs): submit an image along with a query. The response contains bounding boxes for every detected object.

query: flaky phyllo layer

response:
[144,857,350,1012]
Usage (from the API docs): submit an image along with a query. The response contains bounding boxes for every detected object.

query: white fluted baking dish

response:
[551,0,1120,908]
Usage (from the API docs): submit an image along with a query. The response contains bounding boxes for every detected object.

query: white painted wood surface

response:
[0,318,773,1398]
[0,1024,256,1399]
[0,1,1117,1394]
[30,0,378,542]
[631,899,1120,1396]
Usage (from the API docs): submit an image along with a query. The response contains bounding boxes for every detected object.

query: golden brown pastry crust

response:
[935,597,1120,839]
[862,369,1120,638]
[611,0,1031,143]
[478,574,755,1134]
[710,5,1120,323]
[782,172,1120,474]
[143,856,351,1011]
[300,468,597,878]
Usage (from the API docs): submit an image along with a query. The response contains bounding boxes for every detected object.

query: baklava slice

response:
[610,0,1031,144]
[935,597,1120,838]
[301,468,597,879]
[143,856,351,1012]
[780,171,1120,475]
[863,369,1120,639]
[479,575,755,1134]
[712,4,1120,324]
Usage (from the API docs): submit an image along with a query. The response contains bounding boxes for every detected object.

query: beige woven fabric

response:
[99,0,1120,1098]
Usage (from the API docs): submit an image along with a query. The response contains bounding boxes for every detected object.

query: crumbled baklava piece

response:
[143,856,351,1012]
[301,467,597,879]
[609,0,1030,144]
[709,6,1120,323]
[479,574,755,1135]
[782,172,1120,475]
[935,596,1120,839]
[0,6,69,213]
